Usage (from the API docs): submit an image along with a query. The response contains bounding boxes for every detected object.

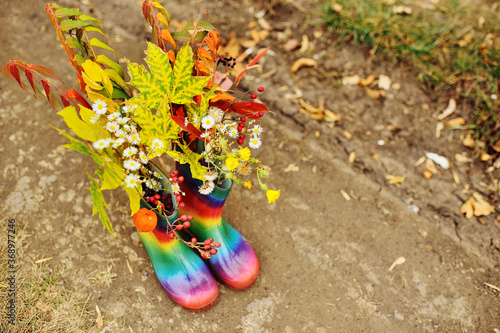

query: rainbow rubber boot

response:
[177,163,259,290]
[137,192,218,310]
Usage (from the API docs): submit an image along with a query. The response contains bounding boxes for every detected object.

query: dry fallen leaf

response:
[388,257,406,271]
[365,88,386,99]
[126,259,133,274]
[340,189,351,201]
[291,58,317,72]
[342,75,360,85]
[258,17,272,31]
[463,133,475,148]
[414,156,426,167]
[391,82,401,90]
[423,169,433,179]
[451,169,460,184]
[297,35,309,53]
[96,305,104,329]
[461,193,495,219]
[283,39,300,52]
[348,152,356,163]
[455,153,472,163]
[436,122,444,138]
[284,163,300,172]
[386,175,405,185]
[457,32,474,47]
[425,158,441,174]
[425,152,450,169]
[481,152,493,161]
[359,74,376,86]
[344,130,353,139]
[35,257,53,264]
[492,141,500,152]
[331,2,343,12]
[378,75,392,90]
[437,98,456,120]
[445,117,466,126]
[393,5,412,15]
[250,29,269,44]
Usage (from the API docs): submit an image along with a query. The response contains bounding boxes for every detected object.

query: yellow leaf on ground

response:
[359,74,376,86]
[291,58,317,72]
[481,152,493,161]
[457,32,474,47]
[463,133,475,148]
[386,175,405,185]
[342,75,360,85]
[437,98,456,120]
[445,117,465,126]
[460,197,474,219]
[331,2,343,12]
[393,5,412,15]
[461,193,495,219]
[96,305,103,329]
[423,169,433,179]
[378,74,392,90]
[283,39,300,52]
[365,88,386,99]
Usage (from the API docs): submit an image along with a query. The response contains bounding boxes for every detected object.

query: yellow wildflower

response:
[244,181,252,189]
[266,189,280,204]
[225,157,239,171]
[238,147,251,161]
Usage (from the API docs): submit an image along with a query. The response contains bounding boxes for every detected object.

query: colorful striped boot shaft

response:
[177,162,259,290]
[137,169,218,310]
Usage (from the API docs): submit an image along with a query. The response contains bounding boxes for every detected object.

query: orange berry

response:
[133,208,158,232]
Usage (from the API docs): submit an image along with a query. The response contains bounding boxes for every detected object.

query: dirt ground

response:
[1,0,499,332]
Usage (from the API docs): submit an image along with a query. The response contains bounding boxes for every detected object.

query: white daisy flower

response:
[145,179,158,190]
[207,106,224,123]
[122,105,137,114]
[139,151,148,164]
[117,116,130,124]
[112,138,125,148]
[92,100,108,115]
[124,174,141,188]
[114,129,126,139]
[151,138,164,151]
[249,136,262,149]
[184,117,189,127]
[251,124,263,136]
[200,132,208,139]
[216,124,226,133]
[228,127,239,138]
[90,113,100,124]
[123,146,138,157]
[123,159,141,171]
[127,132,141,145]
[93,138,112,150]
[204,169,218,181]
[107,112,120,121]
[106,121,119,133]
[199,181,215,195]
[201,115,215,129]
[171,183,181,194]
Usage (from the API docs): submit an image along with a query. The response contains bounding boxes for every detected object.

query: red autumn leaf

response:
[211,100,268,119]
[233,47,268,86]
[170,106,203,139]
[65,88,92,109]
[160,29,177,50]
[204,31,220,58]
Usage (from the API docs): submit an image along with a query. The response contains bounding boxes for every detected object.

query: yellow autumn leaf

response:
[225,157,239,171]
[244,181,252,189]
[266,189,280,203]
[82,60,103,82]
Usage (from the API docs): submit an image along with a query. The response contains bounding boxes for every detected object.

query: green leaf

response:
[89,38,113,52]
[60,19,93,31]
[86,172,114,235]
[82,25,105,36]
[65,37,85,51]
[54,8,83,17]
[96,54,124,77]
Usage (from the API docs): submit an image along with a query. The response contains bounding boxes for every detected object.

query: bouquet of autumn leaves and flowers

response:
[3,1,279,232]
[3,1,279,310]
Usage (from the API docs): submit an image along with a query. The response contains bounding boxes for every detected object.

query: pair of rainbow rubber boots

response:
[137,163,259,310]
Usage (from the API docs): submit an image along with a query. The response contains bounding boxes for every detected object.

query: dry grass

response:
[0,219,94,333]
[324,0,500,149]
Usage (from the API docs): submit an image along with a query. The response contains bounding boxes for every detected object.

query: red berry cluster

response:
[169,169,185,209]
[188,237,221,259]
[237,87,265,145]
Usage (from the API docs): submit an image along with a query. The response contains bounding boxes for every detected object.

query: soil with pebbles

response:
[1,0,499,332]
